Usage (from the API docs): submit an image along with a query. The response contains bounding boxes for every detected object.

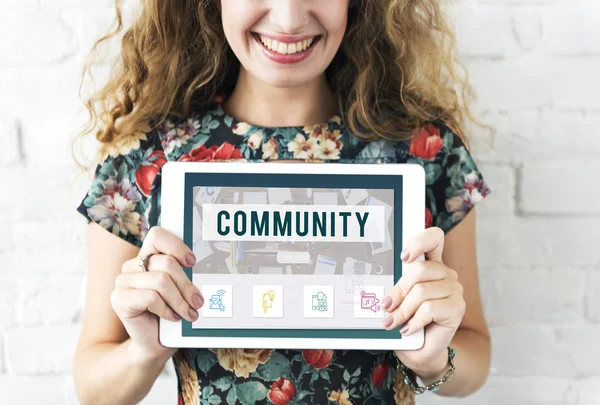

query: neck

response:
[222,68,338,127]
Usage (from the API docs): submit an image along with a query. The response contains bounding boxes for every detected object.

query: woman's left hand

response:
[380,227,466,382]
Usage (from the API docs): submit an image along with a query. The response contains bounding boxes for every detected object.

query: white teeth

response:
[257,34,317,54]
[278,42,287,54]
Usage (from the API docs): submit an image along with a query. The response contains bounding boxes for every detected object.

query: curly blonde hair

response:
[72,0,482,167]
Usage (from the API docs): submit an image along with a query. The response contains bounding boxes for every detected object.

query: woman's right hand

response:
[109,226,204,364]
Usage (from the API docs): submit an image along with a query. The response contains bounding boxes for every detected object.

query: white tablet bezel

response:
[160,161,425,350]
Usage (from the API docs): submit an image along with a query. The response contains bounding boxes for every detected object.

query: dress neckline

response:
[212,101,345,131]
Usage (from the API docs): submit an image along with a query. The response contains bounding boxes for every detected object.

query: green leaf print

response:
[254,351,291,380]
[319,369,331,382]
[296,390,312,401]
[449,167,467,191]
[424,163,442,186]
[235,381,268,405]
[196,351,218,375]
[208,395,221,404]
[212,376,233,392]
[443,131,454,151]
[201,385,214,399]
[226,388,237,404]
[343,369,350,383]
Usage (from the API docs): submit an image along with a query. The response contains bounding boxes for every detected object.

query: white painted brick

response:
[446,4,514,57]
[0,64,84,118]
[542,3,600,55]
[520,159,600,214]
[465,56,551,110]
[482,269,585,326]
[7,221,88,273]
[0,274,18,331]
[4,324,80,375]
[513,7,542,51]
[0,168,85,221]
[417,377,573,405]
[477,216,600,270]
[569,378,600,405]
[0,119,21,165]
[17,274,83,326]
[556,324,600,375]
[550,57,600,110]
[40,0,114,8]
[476,164,515,215]
[62,373,178,405]
[0,376,65,404]
[469,110,600,164]
[588,272,600,322]
[489,325,577,377]
[0,8,77,66]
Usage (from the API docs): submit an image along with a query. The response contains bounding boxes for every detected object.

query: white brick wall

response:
[0,0,598,404]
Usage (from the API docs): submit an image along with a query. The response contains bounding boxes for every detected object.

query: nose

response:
[268,0,310,34]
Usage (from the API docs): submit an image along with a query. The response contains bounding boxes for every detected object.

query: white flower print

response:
[106,131,148,159]
[232,122,251,135]
[446,172,485,222]
[287,134,322,160]
[262,138,278,160]
[320,138,341,160]
[248,132,263,149]
[159,118,200,154]
[87,177,146,239]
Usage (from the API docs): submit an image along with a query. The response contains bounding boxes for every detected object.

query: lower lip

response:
[253,34,318,65]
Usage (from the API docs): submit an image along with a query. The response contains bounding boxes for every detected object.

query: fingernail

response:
[400,250,410,261]
[381,296,392,311]
[383,315,393,328]
[192,293,204,309]
[400,324,409,334]
[186,253,196,267]
[188,308,199,321]
[173,312,181,321]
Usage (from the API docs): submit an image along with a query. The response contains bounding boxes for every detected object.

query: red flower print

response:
[371,361,389,389]
[178,144,218,162]
[267,377,296,405]
[409,124,444,161]
[177,393,183,405]
[214,142,243,160]
[302,349,333,369]
[178,143,242,162]
[135,150,167,197]
[425,207,433,228]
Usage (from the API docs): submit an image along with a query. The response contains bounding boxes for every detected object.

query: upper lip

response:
[253,33,319,44]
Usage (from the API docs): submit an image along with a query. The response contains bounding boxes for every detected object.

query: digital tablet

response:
[160,161,425,350]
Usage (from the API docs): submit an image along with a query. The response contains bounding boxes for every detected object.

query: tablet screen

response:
[182,172,403,339]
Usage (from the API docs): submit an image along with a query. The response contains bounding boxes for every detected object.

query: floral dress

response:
[77,100,491,405]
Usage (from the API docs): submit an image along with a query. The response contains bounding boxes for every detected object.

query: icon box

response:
[253,285,284,318]
[200,285,233,318]
[304,285,334,318]
[354,286,385,319]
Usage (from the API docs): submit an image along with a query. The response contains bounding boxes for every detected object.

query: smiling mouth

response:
[252,33,322,55]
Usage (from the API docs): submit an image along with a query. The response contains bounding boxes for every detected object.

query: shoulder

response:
[77,123,167,247]
[154,104,235,161]
[354,119,492,234]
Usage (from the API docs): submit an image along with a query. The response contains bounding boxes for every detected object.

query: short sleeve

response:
[76,129,167,248]
[408,120,492,234]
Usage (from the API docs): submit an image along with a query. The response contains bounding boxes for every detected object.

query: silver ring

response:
[138,254,153,272]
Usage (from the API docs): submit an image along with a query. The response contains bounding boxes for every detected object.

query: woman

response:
[72,0,492,404]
